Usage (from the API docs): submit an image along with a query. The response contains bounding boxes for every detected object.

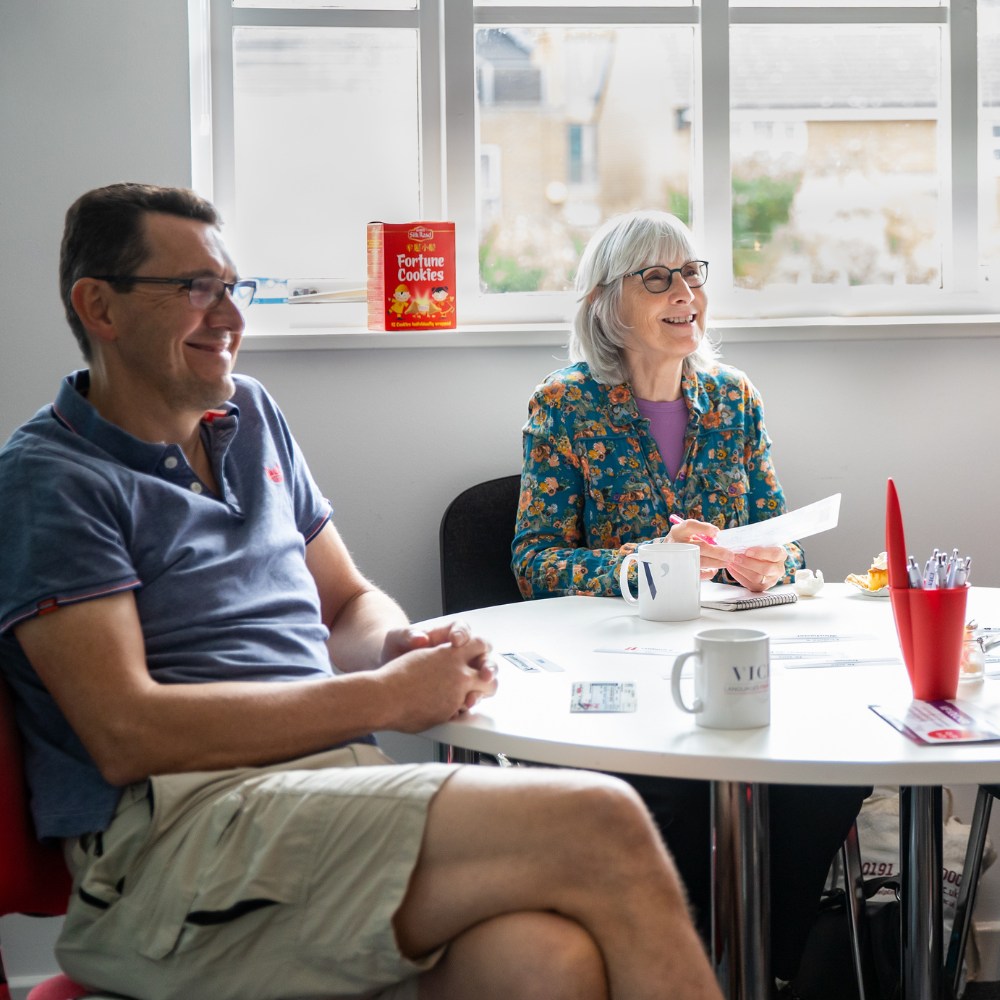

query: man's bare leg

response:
[418,910,608,1000]
[395,766,723,1000]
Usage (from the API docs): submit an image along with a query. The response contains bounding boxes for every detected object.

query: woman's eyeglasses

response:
[623,261,709,294]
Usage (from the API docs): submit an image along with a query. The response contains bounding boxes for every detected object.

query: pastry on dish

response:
[846,551,888,592]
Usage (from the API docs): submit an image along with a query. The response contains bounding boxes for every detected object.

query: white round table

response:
[421,583,1000,1000]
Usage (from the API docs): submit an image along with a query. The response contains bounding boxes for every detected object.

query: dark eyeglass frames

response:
[92,275,257,312]
[623,261,709,294]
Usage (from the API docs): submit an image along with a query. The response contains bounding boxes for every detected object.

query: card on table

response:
[501,651,565,672]
[870,699,1000,745]
[570,681,637,713]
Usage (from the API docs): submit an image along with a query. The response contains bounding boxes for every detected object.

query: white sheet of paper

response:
[712,493,841,551]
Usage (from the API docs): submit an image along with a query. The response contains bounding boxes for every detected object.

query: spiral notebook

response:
[700,583,799,612]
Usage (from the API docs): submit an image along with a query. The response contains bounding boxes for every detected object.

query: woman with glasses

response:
[511,210,866,1000]
[512,208,800,599]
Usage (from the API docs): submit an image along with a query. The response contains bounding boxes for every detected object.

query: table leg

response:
[712,781,771,1000]
[899,785,943,1000]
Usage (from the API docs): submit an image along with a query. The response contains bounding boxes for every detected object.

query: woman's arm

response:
[511,381,646,598]
[512,429,639,598]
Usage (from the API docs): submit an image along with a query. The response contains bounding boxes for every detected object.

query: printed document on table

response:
[713,494,841,550]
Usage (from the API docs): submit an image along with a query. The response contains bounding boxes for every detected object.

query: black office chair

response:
[946,783,1000,997]
[439,474,523,615]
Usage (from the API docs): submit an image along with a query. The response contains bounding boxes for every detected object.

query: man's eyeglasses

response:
[92,275,257,312]
[624,261,709,294]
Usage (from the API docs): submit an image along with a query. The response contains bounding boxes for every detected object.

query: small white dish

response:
[845,579,890,598]
[794,569,825,597]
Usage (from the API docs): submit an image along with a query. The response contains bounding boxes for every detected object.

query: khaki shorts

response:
[57,745,459,1000]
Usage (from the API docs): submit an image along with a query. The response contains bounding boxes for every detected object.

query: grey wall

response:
[3,0,1000,990]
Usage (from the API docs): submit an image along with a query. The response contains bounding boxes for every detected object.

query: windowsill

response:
[239,313,1000,352]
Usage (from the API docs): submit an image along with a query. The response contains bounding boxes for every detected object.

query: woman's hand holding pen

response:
[667,515,727,579]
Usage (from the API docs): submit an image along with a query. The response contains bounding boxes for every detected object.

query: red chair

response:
[0,676,90,1000]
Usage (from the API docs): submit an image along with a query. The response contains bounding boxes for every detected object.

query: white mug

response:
[619,542,700,622]
[670,628,770,729]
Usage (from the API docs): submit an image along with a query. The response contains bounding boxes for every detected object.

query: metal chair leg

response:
[946,786,996,997]
[841,821,868,1000]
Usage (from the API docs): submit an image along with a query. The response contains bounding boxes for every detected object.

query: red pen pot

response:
[889,585,969,701]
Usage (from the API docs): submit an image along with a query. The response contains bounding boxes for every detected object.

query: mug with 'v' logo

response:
[618,542,700,622]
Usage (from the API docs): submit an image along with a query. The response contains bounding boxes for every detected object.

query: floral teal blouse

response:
[512,361,805,598]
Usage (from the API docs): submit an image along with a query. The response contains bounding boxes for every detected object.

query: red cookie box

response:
[367,221,457,331]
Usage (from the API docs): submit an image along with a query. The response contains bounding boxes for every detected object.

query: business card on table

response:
[571,681,637,713]
[870,700,1000,745]
[501,651,565,673]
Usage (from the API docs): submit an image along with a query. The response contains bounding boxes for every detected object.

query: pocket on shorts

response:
[134,776,320,960]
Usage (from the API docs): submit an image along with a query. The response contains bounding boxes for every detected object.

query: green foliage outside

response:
[667,189,690,225]
[731,173,801,279]
[479,233,545,292]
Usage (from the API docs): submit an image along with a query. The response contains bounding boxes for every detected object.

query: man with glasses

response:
[0,184,722,1000]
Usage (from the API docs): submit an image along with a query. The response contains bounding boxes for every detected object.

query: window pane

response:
[475,1,689,6]
[982,0,1000,285]
[475,26,695,293]
[730,0,941,6]
[730,24,942,291]
[235,1,416,9]
[232,27,419,279]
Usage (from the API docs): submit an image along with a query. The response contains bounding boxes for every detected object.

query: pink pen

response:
[669,513,718,546]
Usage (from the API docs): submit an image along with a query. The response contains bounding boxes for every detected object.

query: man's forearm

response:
[326,584,411,673]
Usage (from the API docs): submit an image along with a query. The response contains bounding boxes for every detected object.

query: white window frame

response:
[189,0,1000,346]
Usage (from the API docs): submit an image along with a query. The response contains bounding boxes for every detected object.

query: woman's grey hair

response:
[569,210,720,386]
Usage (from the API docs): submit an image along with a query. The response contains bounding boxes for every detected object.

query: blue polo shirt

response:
[0,371,350,839]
